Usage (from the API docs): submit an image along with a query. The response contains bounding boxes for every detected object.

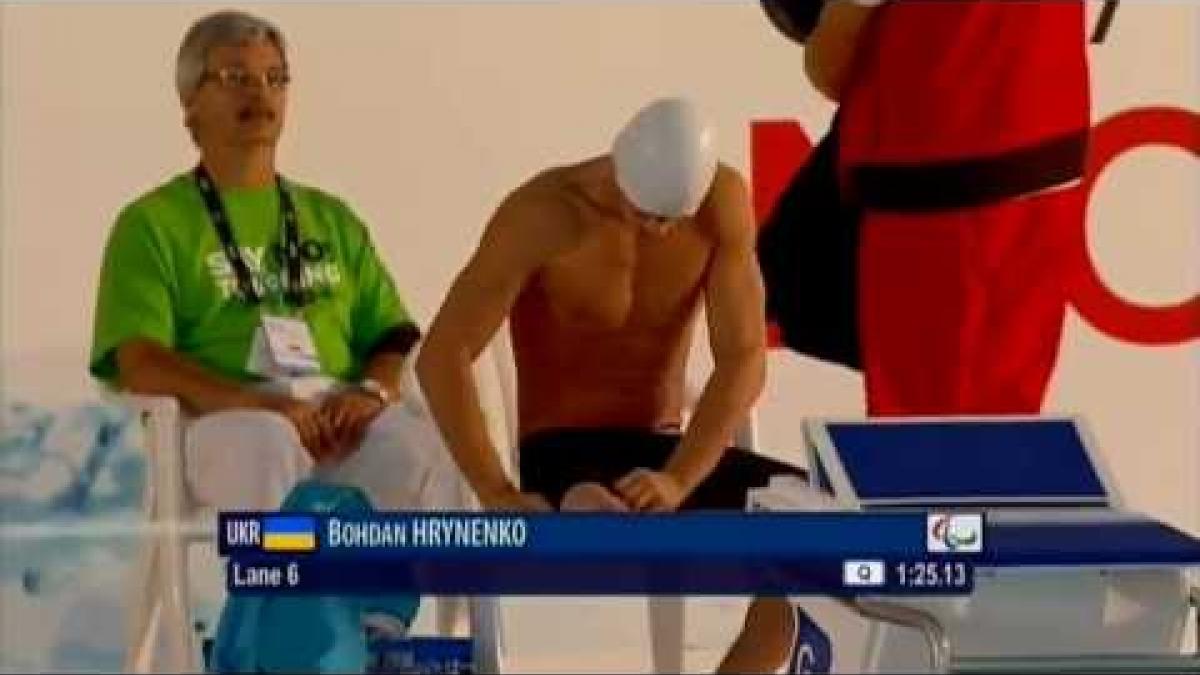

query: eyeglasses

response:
[201,67,291,91]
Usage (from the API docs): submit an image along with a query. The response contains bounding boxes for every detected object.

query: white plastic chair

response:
[117,373,478,673]
[477,324,760,674]
[118,392,208,674]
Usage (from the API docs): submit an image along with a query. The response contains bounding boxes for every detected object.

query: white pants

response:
[184,396,466,511]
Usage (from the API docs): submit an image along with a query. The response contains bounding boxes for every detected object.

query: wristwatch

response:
[357,378,392,405]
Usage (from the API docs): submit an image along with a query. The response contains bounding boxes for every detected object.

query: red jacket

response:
[840,0,1090,170]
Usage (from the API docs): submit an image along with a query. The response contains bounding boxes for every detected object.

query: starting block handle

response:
[841,599,950,673]
[1192,586,1200,652]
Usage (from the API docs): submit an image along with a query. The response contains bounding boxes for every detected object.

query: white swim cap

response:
[612,97,719,219]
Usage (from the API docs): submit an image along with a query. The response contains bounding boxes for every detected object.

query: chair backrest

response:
[469,326,520,481]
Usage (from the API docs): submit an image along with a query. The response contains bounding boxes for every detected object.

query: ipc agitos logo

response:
[926,513,983,553]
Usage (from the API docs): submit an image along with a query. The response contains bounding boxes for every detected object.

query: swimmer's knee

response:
[560,482,630,512]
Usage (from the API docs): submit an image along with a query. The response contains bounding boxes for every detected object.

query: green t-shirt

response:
[90,172,414,384]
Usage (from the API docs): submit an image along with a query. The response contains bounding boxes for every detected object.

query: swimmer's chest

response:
[536,219,712,330]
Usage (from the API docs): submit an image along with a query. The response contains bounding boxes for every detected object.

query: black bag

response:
[757,118,862,370]
[761,0,827,44]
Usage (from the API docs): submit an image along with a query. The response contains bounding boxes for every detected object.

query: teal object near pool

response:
[210,480,421,673]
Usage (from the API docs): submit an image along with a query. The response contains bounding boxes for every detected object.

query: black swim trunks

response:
[518,427,807,510]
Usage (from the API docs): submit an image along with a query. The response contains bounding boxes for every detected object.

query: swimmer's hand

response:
[615,468,687,512]
[478,483,554,512]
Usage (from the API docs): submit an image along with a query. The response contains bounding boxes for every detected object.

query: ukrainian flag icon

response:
[262,516,317,552]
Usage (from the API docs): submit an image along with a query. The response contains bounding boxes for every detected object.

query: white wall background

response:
[1,1,1196,538]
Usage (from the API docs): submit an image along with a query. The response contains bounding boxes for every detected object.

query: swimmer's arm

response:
[416,190,565,508]
[664,167,767,495]
[805,0,881,102]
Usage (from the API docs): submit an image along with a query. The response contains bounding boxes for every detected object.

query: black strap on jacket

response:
[1092,0,1119,45]
[853,129,1088,213]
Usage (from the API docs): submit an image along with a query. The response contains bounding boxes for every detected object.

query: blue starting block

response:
[753,416,1200,673]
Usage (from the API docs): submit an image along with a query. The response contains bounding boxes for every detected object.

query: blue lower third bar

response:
[226,556,975,596]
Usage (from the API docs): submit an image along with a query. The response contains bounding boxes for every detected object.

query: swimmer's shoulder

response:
[484,166,586,259]
[694,162,754,243]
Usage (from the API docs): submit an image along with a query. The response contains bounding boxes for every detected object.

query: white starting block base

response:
[850,568,1192,672]
[777,527,1200,674]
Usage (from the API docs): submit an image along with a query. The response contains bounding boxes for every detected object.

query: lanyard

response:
[193,165,308,307]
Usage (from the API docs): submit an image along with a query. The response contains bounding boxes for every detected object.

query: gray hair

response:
[175,10,288,103]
